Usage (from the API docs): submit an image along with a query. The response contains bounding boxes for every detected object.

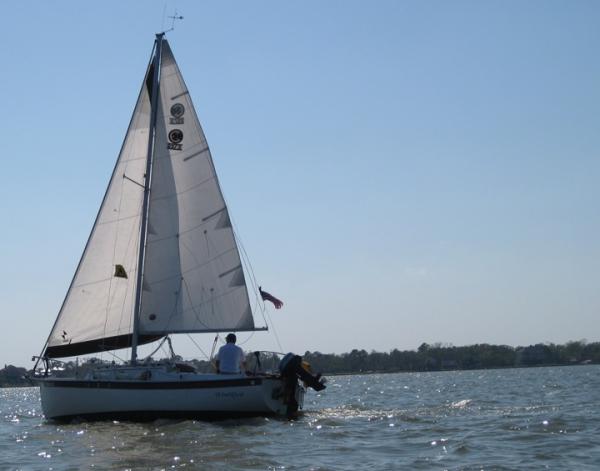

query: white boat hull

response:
[39,370,303,421]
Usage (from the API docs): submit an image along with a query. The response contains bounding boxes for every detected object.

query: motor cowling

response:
[279,353,326,391]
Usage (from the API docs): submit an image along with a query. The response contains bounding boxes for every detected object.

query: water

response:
[2,365,600,470]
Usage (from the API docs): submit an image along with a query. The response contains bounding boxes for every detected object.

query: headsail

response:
[44,37,259,359]
[45,58,158,358]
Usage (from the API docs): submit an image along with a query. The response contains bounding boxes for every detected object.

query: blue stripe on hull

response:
[42,377,266,389]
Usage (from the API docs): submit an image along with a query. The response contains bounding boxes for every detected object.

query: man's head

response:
[225,333,236,344]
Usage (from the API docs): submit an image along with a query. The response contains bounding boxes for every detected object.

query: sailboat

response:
[34,33,326,421]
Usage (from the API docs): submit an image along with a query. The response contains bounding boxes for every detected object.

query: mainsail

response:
[44,37,257,359]
[139,41,254,334]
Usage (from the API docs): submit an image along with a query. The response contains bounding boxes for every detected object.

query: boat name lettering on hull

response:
[216,391,244,399]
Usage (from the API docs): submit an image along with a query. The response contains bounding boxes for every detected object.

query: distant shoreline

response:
[0,362,597,388]
[2,340,598,387]
[324,361,597,377]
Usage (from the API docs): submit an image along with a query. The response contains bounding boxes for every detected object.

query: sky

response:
[1,1,599,367]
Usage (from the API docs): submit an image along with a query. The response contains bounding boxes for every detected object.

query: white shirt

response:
[217,343,244,373]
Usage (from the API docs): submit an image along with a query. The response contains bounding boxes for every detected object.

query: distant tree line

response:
[1,340,599,387]
[0,365,31,387]
[302,340,600,374]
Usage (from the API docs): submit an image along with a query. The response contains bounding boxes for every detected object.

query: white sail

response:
[45,65,153,357]
[44,38,258,359]
[139,41,255,334]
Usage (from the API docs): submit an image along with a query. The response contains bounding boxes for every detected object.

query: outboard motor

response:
[279,353,326,418]
[279,353,326,391]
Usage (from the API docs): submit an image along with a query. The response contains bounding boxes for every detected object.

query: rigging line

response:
[179,237,212,284]
[156,344,166,356]
[104,349,126,363]
[117,206,142,334]
[116,292,129,342]
[210,334,219,360]
[237,243,282,354]
[176,284,245,317]
[235,230,269,327]
[232,227,255,285]
[103,156,130,346]
[202,224,229,270]
[148,173,215,202]
[69,269,134,295]
[96,213,140,226]
[231,227,261,303]
[265,308,283,353]
[120,155,147,163]
[146,276,183,344]
[116,197,143,335]
[145,336,168,360]
[250,293,261,323]
[237,330,256,347]
[110,196,142,334]
[71,276,114,289]
[181,234,238,296]
[166,337,177,358]
[241,258,268,329]
[186,333,210,360]
[159,343,170,359]
[231,223,281,352]
[181,276,212,331]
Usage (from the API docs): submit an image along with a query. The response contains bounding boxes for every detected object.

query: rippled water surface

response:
[2,366,600,470]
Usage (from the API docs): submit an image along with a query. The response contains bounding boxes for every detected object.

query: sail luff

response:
[131,33,165,364]
[40,45,157,362]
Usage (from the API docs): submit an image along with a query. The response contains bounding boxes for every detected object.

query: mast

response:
[131,33,165,364]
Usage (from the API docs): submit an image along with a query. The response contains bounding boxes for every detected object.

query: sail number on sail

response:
[168,104,185,150]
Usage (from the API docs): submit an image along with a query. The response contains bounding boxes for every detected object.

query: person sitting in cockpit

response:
[215,333,246,374]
